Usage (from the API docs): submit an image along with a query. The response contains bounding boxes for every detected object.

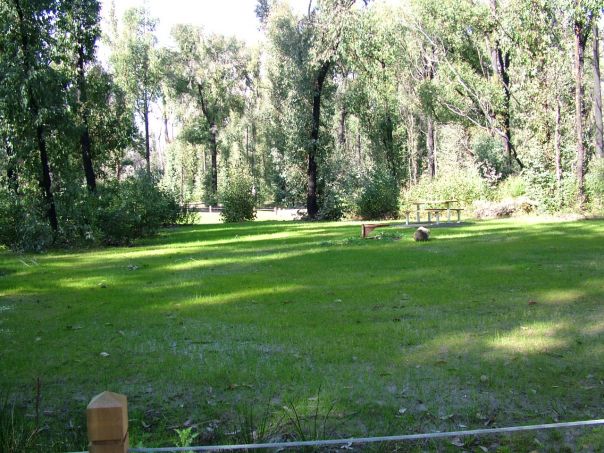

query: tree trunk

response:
[427,116,436,178]
[77,45,96,192]
[307,61,330,219]
[594,22,603,158]
[4,137,19,194]
[163,98,171,145]
[251,123,257,186]
[339,106,347,147]
[575,19,586,206]
[407,114,418,184]
[555,96,562,191]
[144,94,151,174]
[210,122,218,196]
[36,125,58,231]
[356,130,362,170]
[490,0,523,170]
[383,114,397,180]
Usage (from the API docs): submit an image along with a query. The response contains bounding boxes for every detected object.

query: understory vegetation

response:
[1,219,603,451]
[1,1,604,253]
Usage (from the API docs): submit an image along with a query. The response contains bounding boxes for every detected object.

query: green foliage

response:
[220,175,256,223]
[521,165,579,213]
[586,158,604,212]
[0,177,182,250]
[497,175,527,199]
[94,177,182,245]
[317,185,346,221]
[0,187,54,252]
[173,426,198,452]
[357,171,399,220]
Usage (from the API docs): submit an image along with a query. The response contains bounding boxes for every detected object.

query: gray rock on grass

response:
[414,226,430,242]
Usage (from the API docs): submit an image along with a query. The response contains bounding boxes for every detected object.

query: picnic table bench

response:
[413,200,463,224]
[360,202,463,238]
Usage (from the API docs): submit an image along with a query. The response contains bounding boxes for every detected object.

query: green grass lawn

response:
[1,218,604,451]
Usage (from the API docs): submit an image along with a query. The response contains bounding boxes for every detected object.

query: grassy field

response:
[1,218,603,451]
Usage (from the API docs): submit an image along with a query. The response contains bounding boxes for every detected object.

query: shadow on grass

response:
[0,219,603,450]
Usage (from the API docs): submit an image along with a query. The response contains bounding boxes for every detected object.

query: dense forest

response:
[1,0,603,250]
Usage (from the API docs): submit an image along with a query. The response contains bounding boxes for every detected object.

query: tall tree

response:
[571,1,597,206]
[111,6,160,174]
[61,0,101,192]
[267,0,360,218]
[7,0,60,231]
[593,21,603,158]
[169,26,249,199]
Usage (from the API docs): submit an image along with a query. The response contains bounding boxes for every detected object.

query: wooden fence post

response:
[86,391,128,453]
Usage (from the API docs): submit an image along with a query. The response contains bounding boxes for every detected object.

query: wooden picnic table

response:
[412,200,461,223]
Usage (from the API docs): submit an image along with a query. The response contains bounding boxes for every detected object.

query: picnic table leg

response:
[416,209,420,223]
[435,212,440,224]
[428,211,432,223]
[405,212,409,225]
[457,210,461,223]
[447,208,451,223]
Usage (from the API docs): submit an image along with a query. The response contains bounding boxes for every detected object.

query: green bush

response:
[496,175,527,199]
[221,176,256,223]
[521,166,579,213]
[94,177,183,245]
[586,158,604,212]
[357,172,399,220]
[0,187,54,252]
[317,181,347,221]
[0,176,182,250]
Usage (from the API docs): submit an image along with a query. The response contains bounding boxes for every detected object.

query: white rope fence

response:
[70,418,604,452]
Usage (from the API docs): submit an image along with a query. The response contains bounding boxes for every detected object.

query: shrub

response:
[0,188,54,252]
[586,158,604,212]
[221,176,256,223]
[357,172,399,220]
[521,166,579,213]
[94,177,182,245]
[497,175,527,199]
[317,180,348,221]
[473,197,537,219]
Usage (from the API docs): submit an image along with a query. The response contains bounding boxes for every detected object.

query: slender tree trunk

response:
[251,123,257,186]
[36,125,58,231]
[4,137,19,194]
[210,123,218,196]
[356,129,362,170]
[307,61,330,218]
[407,115,418,184]
[77,45,96,192]
[144,95,151,174]
[383,114,397,179]
[555,96,562,191]
[339,106,347,147]
[163,98,170,145]
[426,116,436,178]
[575,19,587,206]
[594,22,603,158]
[490,0,523,170]
[180,163,184,203]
